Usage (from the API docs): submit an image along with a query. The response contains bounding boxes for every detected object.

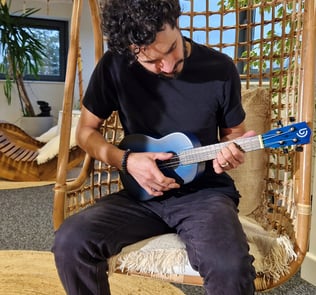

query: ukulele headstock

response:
[262,122,311,149]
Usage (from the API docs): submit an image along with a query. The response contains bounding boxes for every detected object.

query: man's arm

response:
[76,106,180,196]
[76,106,125,169]
[213,121,256,174]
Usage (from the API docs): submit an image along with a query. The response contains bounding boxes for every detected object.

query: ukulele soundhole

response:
[157,152,179,172]
[156,153,183,184]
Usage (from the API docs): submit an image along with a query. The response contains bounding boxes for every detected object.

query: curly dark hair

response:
[102,0,181,60]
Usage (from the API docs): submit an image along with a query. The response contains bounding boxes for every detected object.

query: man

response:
[53,0,257,294]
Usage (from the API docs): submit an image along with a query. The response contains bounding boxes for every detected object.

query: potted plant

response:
[0,0,53,136]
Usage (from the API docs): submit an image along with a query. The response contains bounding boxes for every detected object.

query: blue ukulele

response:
[118,122,311,201]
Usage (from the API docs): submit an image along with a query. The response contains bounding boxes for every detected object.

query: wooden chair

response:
[53,0,316,291]
[0,121,84,181]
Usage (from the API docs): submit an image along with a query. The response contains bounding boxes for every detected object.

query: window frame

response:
[0,16,68,82]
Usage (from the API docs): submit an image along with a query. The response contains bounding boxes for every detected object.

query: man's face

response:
[134,24,185,78]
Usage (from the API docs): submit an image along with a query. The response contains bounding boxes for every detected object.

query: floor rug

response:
[0,180,54,190]
[0,250,185,295]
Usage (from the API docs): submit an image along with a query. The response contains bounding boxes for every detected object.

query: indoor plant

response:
[0,0,47,117]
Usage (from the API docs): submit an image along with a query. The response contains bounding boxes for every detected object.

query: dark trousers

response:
[52,189,256,295]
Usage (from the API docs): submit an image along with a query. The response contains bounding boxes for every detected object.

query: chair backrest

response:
[54,0,316,290]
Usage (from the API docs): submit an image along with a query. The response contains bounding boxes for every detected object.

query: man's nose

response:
[158,56,176,74]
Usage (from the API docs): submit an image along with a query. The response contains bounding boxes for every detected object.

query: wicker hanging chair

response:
[53,0,316,291]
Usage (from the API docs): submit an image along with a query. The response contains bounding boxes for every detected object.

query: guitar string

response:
[155,132,299,170]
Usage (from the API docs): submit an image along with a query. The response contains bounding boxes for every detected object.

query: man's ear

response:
[130,44,142,55]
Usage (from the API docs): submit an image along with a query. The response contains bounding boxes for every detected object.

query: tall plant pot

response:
[19,116,54,137]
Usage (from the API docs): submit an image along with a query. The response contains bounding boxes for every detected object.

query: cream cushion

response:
[111,216,296,284]
[228,87,270,215]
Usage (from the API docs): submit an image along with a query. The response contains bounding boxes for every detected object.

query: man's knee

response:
[202,252,256,295]
[52,216,84,262]
[192,235,255,295]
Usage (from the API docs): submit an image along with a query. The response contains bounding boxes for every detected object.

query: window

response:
[179,0,244,58]
[0,17,68,82]
[178,0,296,76]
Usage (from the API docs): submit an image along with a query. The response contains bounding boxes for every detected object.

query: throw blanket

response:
[35,125,77,164]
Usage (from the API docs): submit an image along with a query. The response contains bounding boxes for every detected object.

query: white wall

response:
[301,161,316,285]
[301,78,316,286]
[76,0,99,104]
[0,0,96,127]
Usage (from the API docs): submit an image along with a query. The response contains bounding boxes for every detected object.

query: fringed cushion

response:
[110,216,296,283]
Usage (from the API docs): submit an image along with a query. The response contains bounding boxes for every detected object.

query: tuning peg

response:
[277,120,283,127]
[283,148,289,154]
[295,146,304,152]
[268,195,274,204]
[289,116,296,122]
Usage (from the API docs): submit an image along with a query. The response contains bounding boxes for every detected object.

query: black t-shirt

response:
[83,38,245,203]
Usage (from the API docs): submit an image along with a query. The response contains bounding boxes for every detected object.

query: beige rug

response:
[0,180,54,190]
[0,250,185,295]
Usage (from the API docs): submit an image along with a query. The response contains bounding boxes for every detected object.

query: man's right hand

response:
[126,151,180,197]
